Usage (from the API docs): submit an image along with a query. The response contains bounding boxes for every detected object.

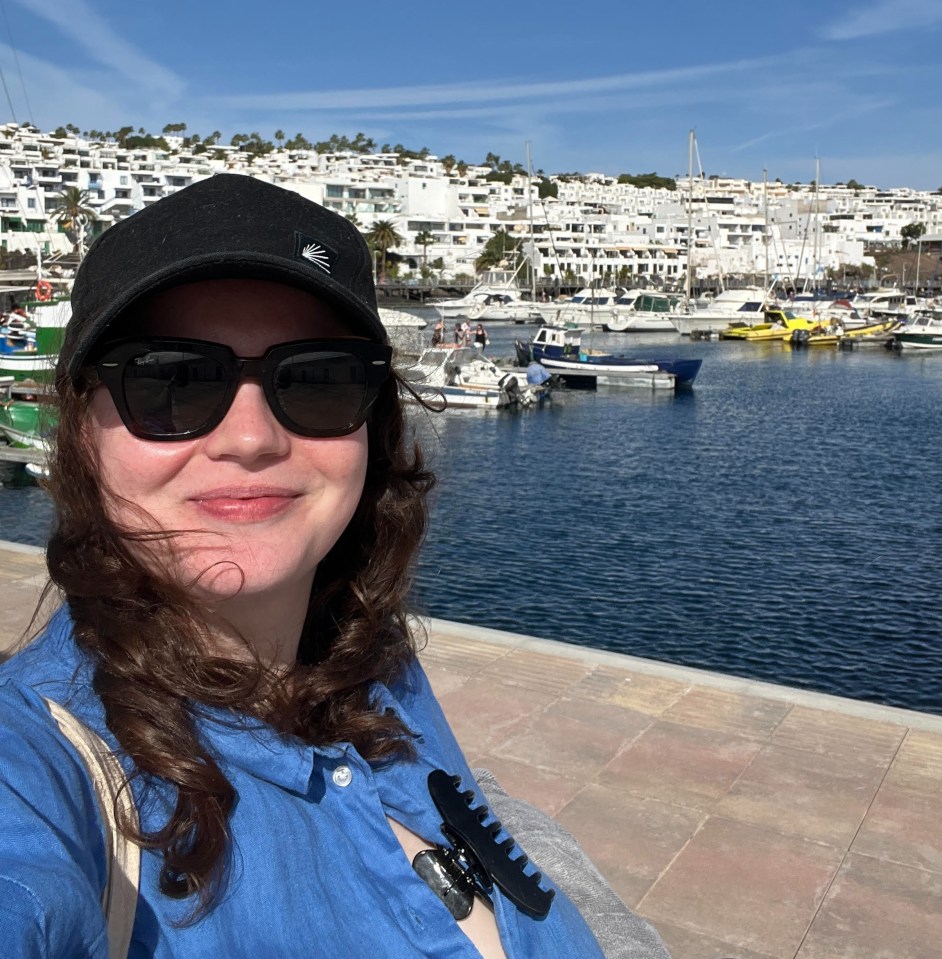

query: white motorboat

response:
[603,290,679,333]
[539,287,620,329]
[669,287,769,335]
[402,346,537,408]
[892,310,942,350]
[379,307,427,329]
[850,288,914,325]
[431,271,543,323]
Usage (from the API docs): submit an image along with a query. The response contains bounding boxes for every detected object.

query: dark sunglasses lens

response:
[123,349,229,436]
[273,351,371,434]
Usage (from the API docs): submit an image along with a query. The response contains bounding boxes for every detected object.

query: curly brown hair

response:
[44,368,434,917]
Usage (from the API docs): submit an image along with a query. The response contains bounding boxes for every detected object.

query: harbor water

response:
[2,317,941,715]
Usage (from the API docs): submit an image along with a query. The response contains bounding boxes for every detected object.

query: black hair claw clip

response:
[411,769,555,921]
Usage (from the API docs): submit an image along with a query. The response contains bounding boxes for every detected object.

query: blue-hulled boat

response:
[518,325,702,390]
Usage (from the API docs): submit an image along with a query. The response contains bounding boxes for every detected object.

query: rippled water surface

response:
[412,324,942,715]
[2,321,941,713]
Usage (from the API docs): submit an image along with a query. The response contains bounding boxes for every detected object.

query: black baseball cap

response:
[59,173,387,382]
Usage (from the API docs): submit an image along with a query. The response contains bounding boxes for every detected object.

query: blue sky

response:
[1,0,940,189]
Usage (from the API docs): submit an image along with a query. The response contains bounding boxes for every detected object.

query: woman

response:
[0,176,605,957]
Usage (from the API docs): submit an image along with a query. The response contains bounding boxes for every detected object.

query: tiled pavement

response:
[2,541,941,959]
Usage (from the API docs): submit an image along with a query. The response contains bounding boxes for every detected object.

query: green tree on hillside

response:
[900,222,926,249]
[475,228,521,272]
[366,219,403,281]
[51,186,96,258]
[414,230,435,275]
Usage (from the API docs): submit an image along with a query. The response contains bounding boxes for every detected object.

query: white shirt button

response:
[332,765,353,788]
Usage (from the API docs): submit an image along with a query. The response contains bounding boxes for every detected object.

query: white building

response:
[1,123,938,290]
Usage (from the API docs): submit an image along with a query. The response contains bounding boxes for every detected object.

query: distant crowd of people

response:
[430,318,489,350]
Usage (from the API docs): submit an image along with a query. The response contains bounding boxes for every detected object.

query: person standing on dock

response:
[474,322,489,351]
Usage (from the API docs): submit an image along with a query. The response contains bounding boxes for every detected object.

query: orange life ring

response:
[34,280,53,301]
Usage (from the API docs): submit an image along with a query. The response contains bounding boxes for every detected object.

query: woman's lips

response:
[190,487,301,522]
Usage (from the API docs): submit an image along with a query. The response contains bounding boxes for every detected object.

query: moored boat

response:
[0,300,70,381]
[402,346,544,409]
[0,376,55,449]
[431,270,544,323]
[539,287,620,329]
[669,287,769,335]
[519,325,701,389]
[722,309,820,342]
[891,311,942,350]
[603,290,678,333]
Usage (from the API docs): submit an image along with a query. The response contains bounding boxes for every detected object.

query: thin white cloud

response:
[732,97,896,151]
[820,0,942,40]
[208,56,777,112]
[8,0,183,98]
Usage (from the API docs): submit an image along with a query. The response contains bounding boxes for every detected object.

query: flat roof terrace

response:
[1,541,939,959]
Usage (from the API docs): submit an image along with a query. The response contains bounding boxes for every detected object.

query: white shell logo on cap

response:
[300,242,330,274]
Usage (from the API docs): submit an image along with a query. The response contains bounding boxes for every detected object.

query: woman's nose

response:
[202,380,291,461]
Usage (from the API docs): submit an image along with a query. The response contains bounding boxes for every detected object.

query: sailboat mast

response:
[526,140,537,304]
[686,129,694,306]
[814,155,821,297]
[763,168,769,294]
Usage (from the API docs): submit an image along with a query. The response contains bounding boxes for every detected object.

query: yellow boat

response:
[732,309,820,342]
[788,318,899,348]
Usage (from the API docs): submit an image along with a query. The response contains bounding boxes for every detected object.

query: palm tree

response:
[475,228,519,273]
[51,186,96,258]
[414,230,435,276]
[366,219,403,282]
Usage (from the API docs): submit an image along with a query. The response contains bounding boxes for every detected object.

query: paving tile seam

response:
[632,808,715,923]
[841,847,942,878]
[789,731,908,959]
[703,811,850,856]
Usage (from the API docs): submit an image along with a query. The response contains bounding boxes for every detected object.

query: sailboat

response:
[669,131,768,335]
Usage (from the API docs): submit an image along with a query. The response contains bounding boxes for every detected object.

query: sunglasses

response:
[90,337,393,440]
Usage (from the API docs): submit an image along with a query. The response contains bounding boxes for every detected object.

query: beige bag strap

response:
[44,698,140,959]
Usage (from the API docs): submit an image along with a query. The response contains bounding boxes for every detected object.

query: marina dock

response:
[1,540,939,959]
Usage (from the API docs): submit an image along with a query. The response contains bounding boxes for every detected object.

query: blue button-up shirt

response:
[0,608,604,957]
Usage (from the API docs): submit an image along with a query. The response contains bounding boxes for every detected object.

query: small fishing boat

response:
[0,300,70,381]
[518,325,702,389]
[0,376,54,449]
[402,346,544,409]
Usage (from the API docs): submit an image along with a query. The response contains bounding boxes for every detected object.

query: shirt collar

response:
[196,675,426,796]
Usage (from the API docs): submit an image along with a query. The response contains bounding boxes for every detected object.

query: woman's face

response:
[88,278,370,606]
